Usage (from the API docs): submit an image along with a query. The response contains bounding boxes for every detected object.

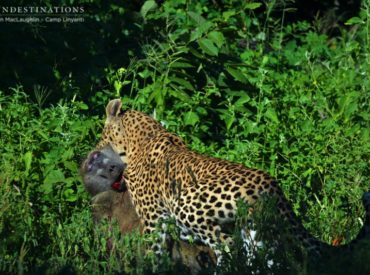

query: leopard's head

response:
[97,99,165,165]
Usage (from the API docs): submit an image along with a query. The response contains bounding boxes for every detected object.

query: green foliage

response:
[0,90,100,273]
[1,0,370,274]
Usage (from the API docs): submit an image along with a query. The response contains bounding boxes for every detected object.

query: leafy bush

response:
[0,90,99,272]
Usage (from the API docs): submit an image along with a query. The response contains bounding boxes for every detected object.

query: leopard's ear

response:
[106,99,122,120]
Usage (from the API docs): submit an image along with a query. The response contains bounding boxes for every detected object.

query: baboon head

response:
[81,144,127,196]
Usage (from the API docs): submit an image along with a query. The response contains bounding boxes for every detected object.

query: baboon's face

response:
[82,144,126,196]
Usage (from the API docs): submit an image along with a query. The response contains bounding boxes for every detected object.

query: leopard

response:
[96,98,370,263]
[81,144,216,273]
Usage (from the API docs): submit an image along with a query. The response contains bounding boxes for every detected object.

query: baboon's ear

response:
[106,99,122,120]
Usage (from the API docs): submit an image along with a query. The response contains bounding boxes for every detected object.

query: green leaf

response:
[222,10,236,21]
[234,95,250,108]
[225,67,248,83]
[264,108,279,123]
[144,84,157,104]
[64,161,78,173]
[23,151,33,175]
[345,17,364,25]
[184,111,199,126]
[300,120,313,133]
[224,114,235,130]
[244,3,262,10]
[138,69,151,79]
[219,112,235,130]
[44,169,65,185]
[208,31,225,48]
[196,107,207,115]
[140,0,157,18]
[169,77,194,91]
[344,102,358,120]
[187,11,206,25]
[198,38,218,56]
[170,61,193,68]
[63,188,77,202]
[217,108,236,130]
[168,88,192,103]
[187,46,203,59]
[190,22,213,42]
[62,148,74,161]
[114,80,122,94]
[37,130,49,140]
[122,80,131,86]
[42,169,65,194]
[360,128,369,144]
[77,102,88,110]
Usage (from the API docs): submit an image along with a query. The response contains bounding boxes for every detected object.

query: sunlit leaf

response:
[63,188,77,202]
[187,11,206,25]
[226,67,248,83]
[44,169,65,185]
[170,62,193,68]
[198,38,218,56]
[208,31,225,48]
[222,10,236,20]
[264,108,279,123]
[244,3,262,10]
[184,111,199,126]
[169,77,194,91]
[345,17,364,25]
[140,0,157,18]
[190,22,213,42]
[23,151,32,175]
